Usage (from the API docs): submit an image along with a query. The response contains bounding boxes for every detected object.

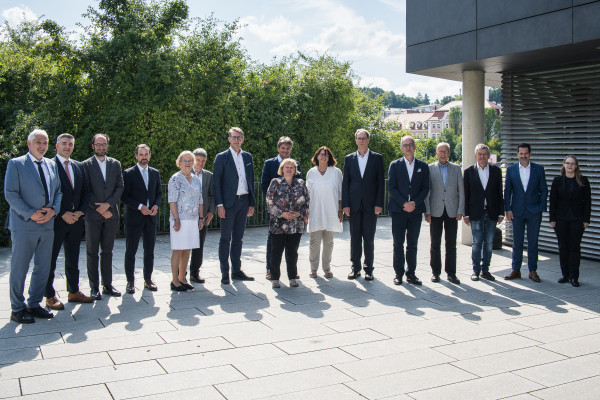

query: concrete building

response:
[406,0,600,259]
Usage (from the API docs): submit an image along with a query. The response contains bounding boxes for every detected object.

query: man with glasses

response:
[82,133,124,299]
[342,129,385,281]
[213,127,256,284]
[424,142,464,284]
[387,135,430,285]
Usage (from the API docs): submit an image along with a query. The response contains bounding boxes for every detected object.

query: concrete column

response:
[461,70,485,245]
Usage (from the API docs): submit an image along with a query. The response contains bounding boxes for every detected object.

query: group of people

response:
[4,127,592,325]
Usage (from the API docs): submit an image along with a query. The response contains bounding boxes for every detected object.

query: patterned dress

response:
[266,177,310,234]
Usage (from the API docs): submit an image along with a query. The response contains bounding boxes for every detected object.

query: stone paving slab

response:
[0,218,599,399]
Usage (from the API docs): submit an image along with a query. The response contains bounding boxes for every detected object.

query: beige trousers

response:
[309,230,335,272]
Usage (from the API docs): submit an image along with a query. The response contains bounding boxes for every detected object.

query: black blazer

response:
[82,156,124,221]
[387,157,429,214]
[341,151,385,212]
[463,163,504,221]
[53,156,90,229]
[549,175,591,223]
[213,149,256,209]
[122,165,163,225]
[260,157,302,195]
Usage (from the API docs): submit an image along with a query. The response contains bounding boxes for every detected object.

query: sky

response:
[0,0,461,102]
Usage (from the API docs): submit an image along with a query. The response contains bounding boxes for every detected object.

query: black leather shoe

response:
[10,310,35,324]
[406,274,422,285]
[431,274,440,282]
[231,271,254,281]
[90,289,102,301]
[190,274,205,284]
[347,270,361,279]
[481,272,496,281]
[448,275,461,284]
[570,279,580,287]
[181,282,194,291]
[102,285,121,297]
[170,282,187,291]
[25,306,54,319]
[144,280,158,291]
[221,276,231,284]
[126,281,135,294]
[364,272,374,281]
[471,273,480,281]
[558,276,569,284]
[393,276,403,285]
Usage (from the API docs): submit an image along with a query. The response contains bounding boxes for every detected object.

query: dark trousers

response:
[511,210,542,271]
[430,209,458,276]
[190,224,208,276]
[270,233,301,281]
[124,217,157,282]
[219,195,249,276]
[265,212,272,271]
[349,208,377,273]
[46,220,84,297]
[85,217,119,289]
[391,211,423,277]
[554,218,585,280]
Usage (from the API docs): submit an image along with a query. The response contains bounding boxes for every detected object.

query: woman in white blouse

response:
[306,146,343,278]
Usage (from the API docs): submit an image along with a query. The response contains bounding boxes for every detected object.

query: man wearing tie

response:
[463,143,504,281]
[213,127,256,284]
[387,135,430,285]
[260,136,301,280]
[82,133,124,299]
[189,148,216,283]
[424,142,465,284]
[45,133,94,310]
[122,144,162,293]
[5,129,61,323]
[504,143,548,282]
[342,129,385,281]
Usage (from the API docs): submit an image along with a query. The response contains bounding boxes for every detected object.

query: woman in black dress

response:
[549,155,591,287]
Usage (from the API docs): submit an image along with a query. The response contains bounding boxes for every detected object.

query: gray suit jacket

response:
[425,161,465,218]
[198,169,216,217]
[4,154,62,231]
[82,156,124,221]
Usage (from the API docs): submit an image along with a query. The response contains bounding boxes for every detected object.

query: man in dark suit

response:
[213,127,256,284]
[342,129,385,281]
[463,143,504,281]
[122,144,162,294]
[387,135,430,285]
[260,136,301,280]
[5,129,61,323]
[189,148,216,283]
[82,133,124,299]
[504,143,548,282]
[45,133,94,310]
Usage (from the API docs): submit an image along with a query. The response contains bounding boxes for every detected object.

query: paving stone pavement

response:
[0,217,598,399]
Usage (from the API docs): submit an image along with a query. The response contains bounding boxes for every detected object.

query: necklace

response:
[318,166,327,175]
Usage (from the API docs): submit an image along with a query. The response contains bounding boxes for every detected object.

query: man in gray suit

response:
[189,148,216,283]
[82,133,124,300]
[425,142,465,284]
[4,129,62,323]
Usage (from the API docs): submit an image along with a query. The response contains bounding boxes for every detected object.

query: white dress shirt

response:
[356,149,370,178]
[28,153,50,188]
[405,157,415,181]
[478,163,490,207]
[137,164,150,209]
[95,156,107,181]
[56,154,75,188]
[519,163,531,192]
[229,147,249,195]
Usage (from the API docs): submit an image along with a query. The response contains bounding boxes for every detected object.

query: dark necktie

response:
[35,160,50,205]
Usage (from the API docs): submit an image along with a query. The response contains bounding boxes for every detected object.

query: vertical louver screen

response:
[501,61,600,260]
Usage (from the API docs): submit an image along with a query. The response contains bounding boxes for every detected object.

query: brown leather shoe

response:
[46,296,64,310]
[529,271,541,282]
[504,270,521,280]
[68,291,94,303]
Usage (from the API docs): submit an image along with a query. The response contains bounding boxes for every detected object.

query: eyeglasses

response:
[564,162,577,166]
[181,159,194,164]
[318,153,329,157]
[229,136,243,141]
[401,143,415,148]
[356,137,369,141]
[93,143,108,148]
[437,150,449,154]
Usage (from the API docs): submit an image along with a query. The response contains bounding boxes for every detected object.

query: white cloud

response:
[377,0,406,13]
[2,6,38,26]
[356,76,394,90]
[239,15,302,44]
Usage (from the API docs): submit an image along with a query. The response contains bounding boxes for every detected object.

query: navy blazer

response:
[504,162,548,217]
[213,148,256,209]
[463,163,504,221]
[387,157,430,214]
[53,156,90,228]
[549,175,591,223]
[122,165,163,225]
[260,157,302,195]
[341,151,385,212]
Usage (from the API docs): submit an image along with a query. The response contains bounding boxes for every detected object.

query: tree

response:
[489,87,502,104]
[423,93,430,105]
[484,107,502,141]
[448,107,462,136]
[439,95,454,106]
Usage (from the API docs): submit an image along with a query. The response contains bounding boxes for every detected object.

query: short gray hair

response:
[56,133,74,143]
[354,129,370,139]
[474,143,490,154]
[28,129,48,141]
[193,148,207,158]
[437,142,451,152]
